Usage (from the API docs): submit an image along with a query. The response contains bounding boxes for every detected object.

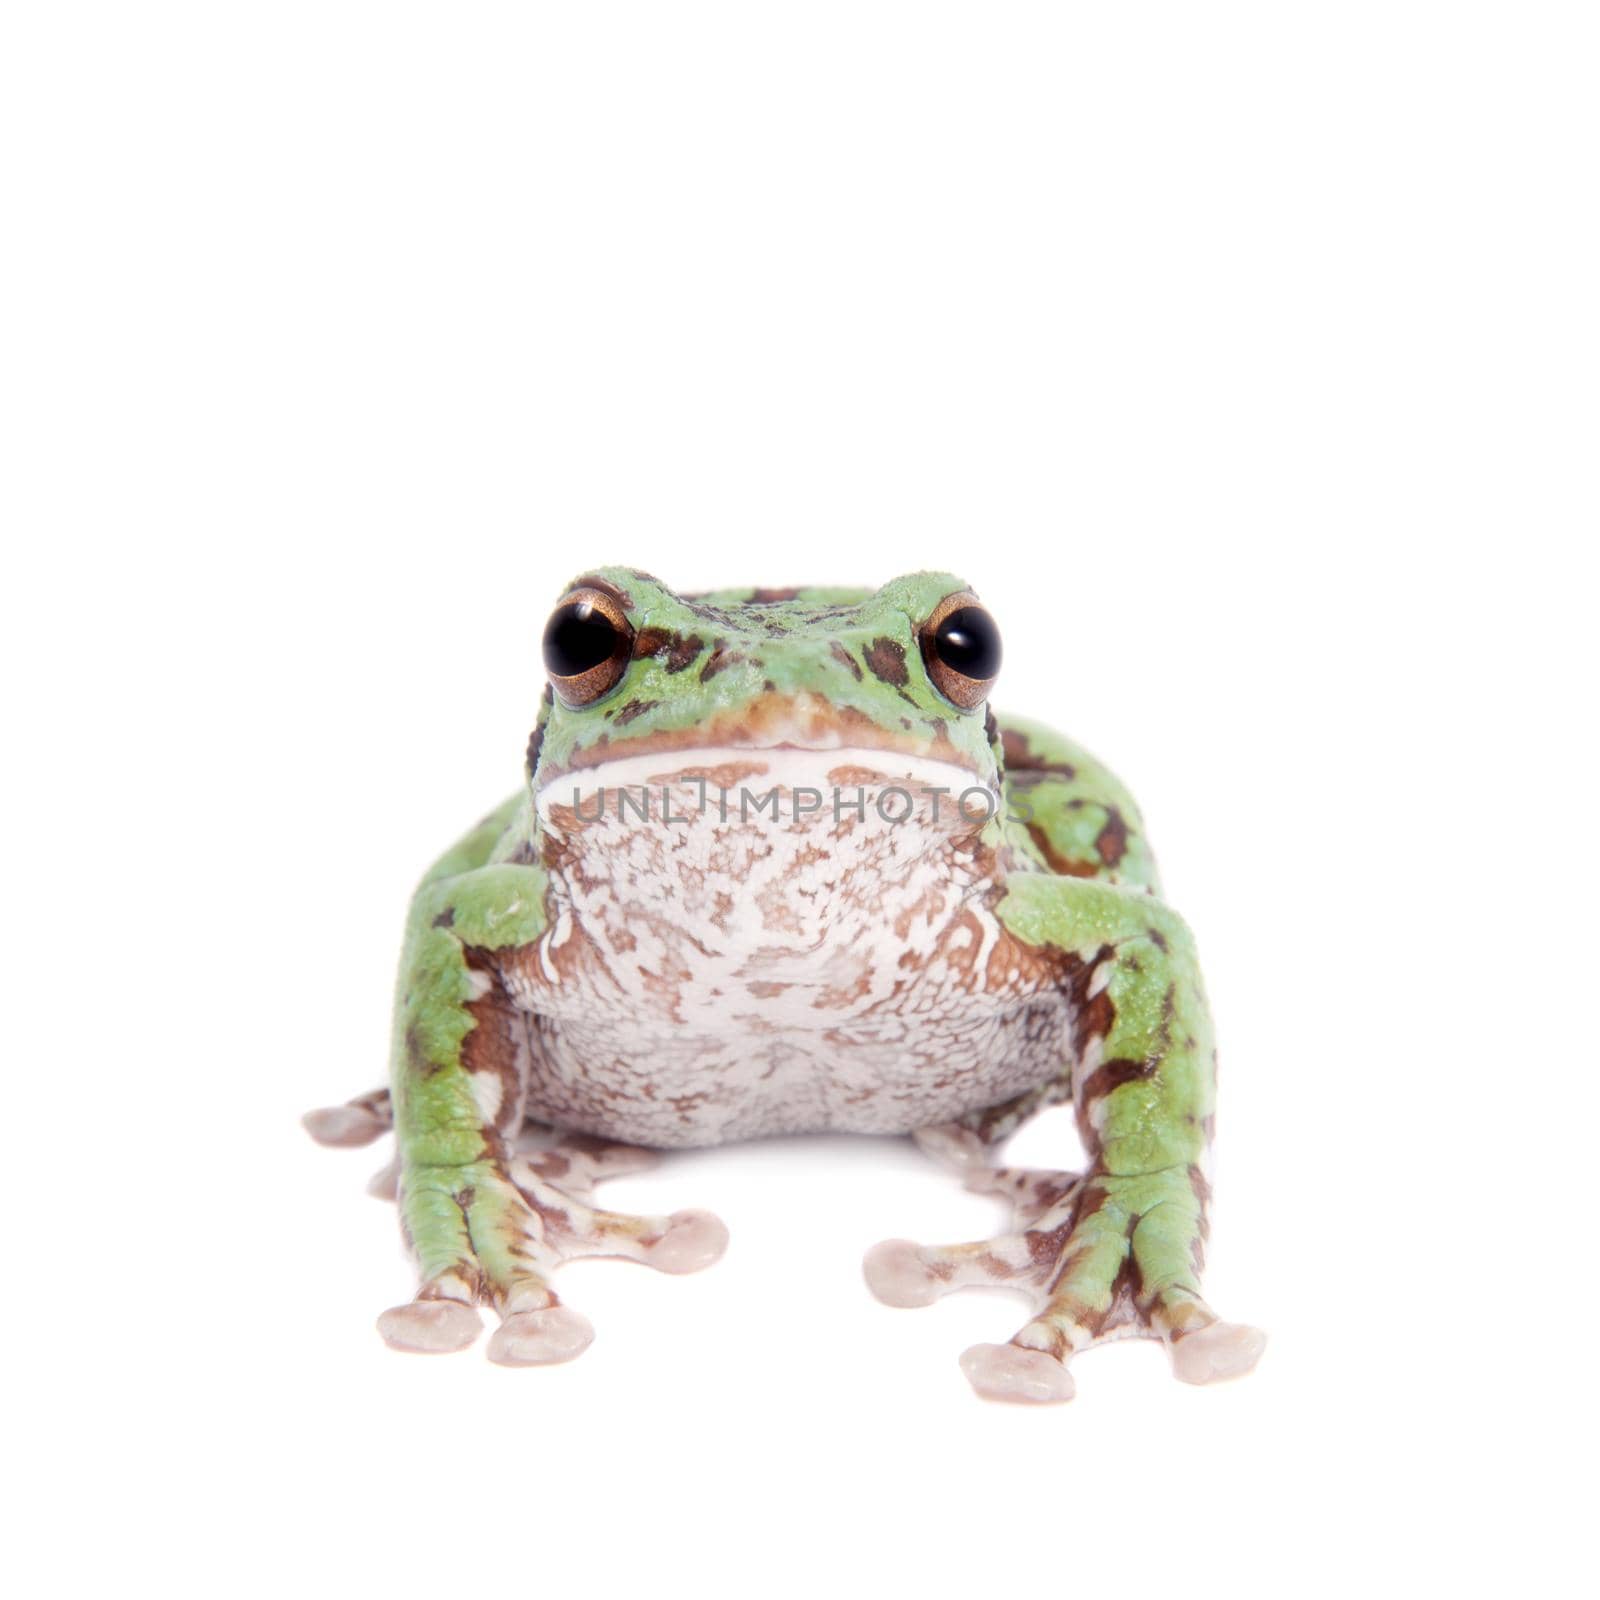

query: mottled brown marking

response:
[508,759,1071,1145]
[1096,808,1129,867]
[826,762,906,787]
[1081,1056,1156,1104]
[525,693,551,778]
[460,946,529,1135]
[1025,821,1099,878]
[1015,1323,1072,1361]
[700,643,755,681]
[1066,950,1117,1050]
[1027,1222,1074,1270]
[647,758,770,790]
[1108,1246,1144,1318]
[829,640,863,681]
[748,587,802,603]
[404,1021,433,1077]
[632,627,705,672]
[614,698,659,725]
[864,636,909,687]
[1001,726,1076,780]
[351,1087,391,1122]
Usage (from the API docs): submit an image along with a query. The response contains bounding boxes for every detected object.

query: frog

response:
[305,568,1265,1403]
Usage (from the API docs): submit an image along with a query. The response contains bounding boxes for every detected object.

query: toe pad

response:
[487,1306,595,1366]
[960,1343,1076,1404]
[644,1210,730,1274]
[377,1299,482,1354]
[1170,1321,1268,1385]
[862,1239,941,1308]
[303,1105,387,1148]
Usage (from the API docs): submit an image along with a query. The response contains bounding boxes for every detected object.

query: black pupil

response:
[933,607,1001,680]
[543,602,619,677]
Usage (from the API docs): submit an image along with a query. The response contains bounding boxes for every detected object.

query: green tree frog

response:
[307,569,1265,1403]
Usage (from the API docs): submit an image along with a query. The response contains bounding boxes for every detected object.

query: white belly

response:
[503,748,1070,1146]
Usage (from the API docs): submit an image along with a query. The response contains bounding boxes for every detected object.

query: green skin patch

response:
[307,567,1264,1399]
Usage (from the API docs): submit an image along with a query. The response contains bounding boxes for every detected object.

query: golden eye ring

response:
[541,586,635,706]
[919,590,1002,710]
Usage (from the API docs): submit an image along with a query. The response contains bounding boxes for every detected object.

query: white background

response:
[4,4,1595,1596]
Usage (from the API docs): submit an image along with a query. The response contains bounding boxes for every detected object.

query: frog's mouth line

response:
[535,691,986,786]
[535,745,999,833]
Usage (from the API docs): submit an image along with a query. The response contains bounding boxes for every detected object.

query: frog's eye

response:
[542,587,635,706]
[920,591,1002,710]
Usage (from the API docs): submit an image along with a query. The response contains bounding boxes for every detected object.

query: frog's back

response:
[997,714,1162,895]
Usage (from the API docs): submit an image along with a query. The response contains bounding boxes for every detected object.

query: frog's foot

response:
[302,1087,392,1148]
[970,1299,1268,1402]
[505,1155,729,1278]
[868,1143,1265,1402]
[381,1151,728,1367]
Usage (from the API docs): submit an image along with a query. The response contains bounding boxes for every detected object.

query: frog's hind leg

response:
[459,1126,724,1363]
[307,1087,725,1359]
[480,1146,726,1365]
[865,1118,1085,1303]
[863,889,1266,1403]
[867,1138,1260,1403]
[864,1120,1087,1399]
[951,1162,1263,1402]
[383,1132,728,1367]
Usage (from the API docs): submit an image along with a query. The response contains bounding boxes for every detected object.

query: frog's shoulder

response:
[416,792,534,887]
[997,713,1161,894]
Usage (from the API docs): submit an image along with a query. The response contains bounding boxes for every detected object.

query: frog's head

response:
[525,567,1005,834]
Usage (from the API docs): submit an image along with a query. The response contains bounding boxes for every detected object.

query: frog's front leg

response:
[864,878,1265,1403]
[374,863,727,1365]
